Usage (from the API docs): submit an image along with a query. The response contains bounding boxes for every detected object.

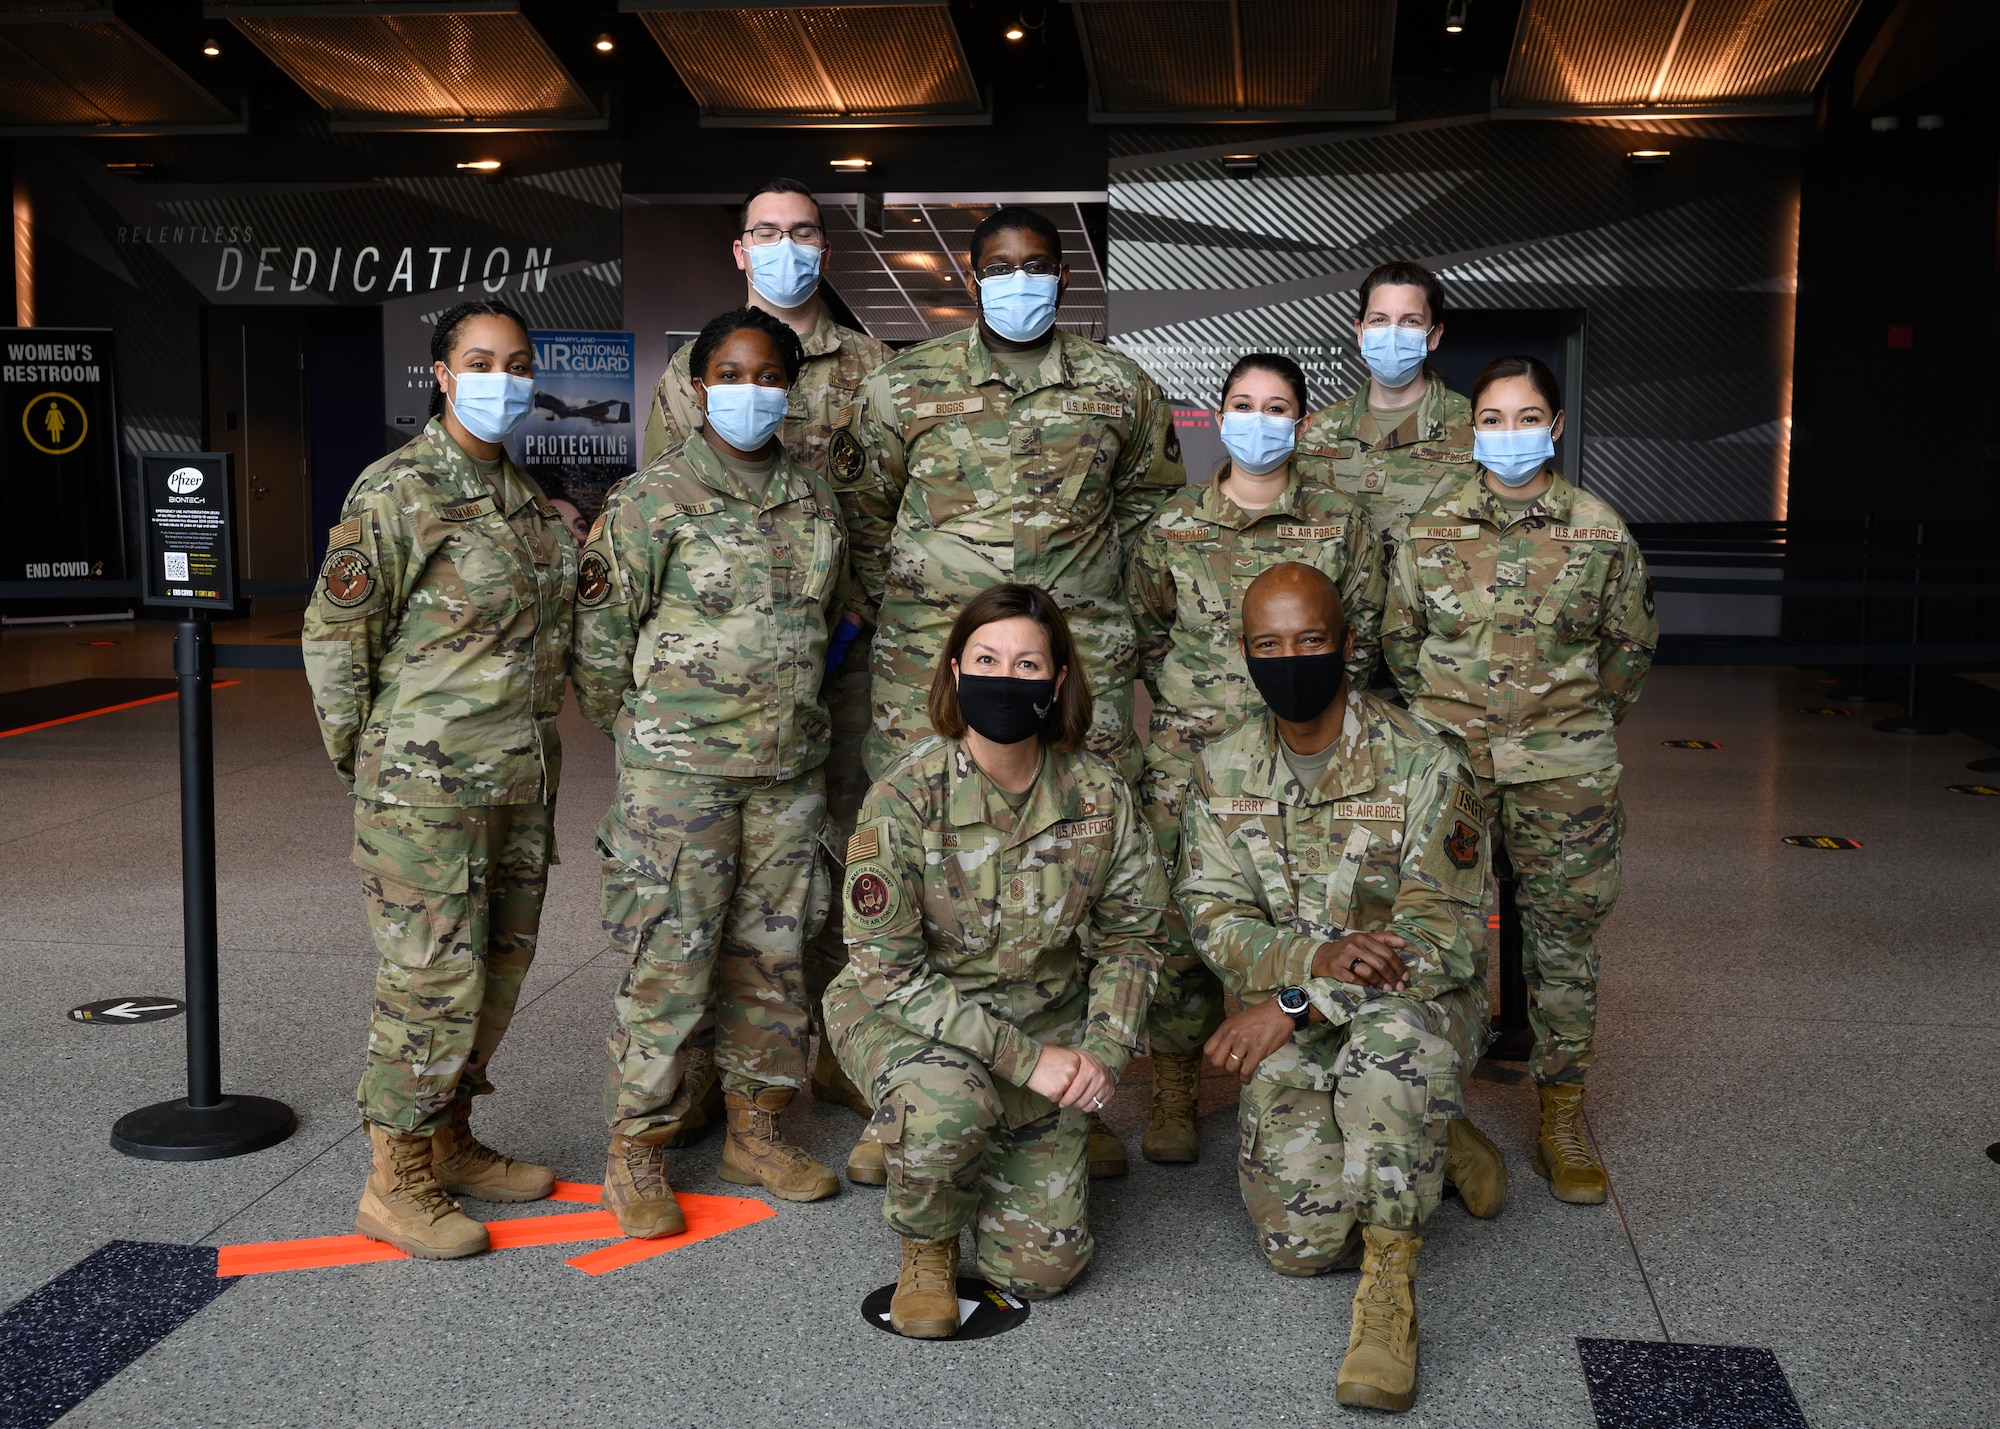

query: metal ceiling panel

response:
[628,3,985,127]
[1499,0,1863,115]
[211,1,600,130]
[1067,0,1396,122]
[0,4,240,133]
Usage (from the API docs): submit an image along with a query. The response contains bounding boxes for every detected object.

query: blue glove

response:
[825,613,862,675]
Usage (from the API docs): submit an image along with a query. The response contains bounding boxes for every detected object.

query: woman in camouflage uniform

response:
[303,299,575,1260]
[1127,352,1384,1165]
[824,584,1168,1337]
[1383,355,1658,1205]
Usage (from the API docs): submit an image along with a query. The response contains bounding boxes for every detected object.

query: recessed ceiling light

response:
[594,34,614,53]
[1625,149,1671,165]
[456,159,503,172]
[202,39,221,57]
[1005,23,1025,40]
[1444,0,1468,33]
[829,157,872,172]
[1221,153,1260,175]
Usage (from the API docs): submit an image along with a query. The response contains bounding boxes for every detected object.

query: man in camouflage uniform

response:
[1384,465,1656,1203]
[1176,563,1505,1413]
[823,725,1166,1331]
[639,177,891,1124]
[303,411,575,1260]
[1293,263,1474,560]
[1126,469,1385,1162]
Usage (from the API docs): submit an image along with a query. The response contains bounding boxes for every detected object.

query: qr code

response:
[164,552,189,581]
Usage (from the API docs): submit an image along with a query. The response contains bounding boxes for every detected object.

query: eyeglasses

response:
[1359,314,1433,330]
[976,259,1063,280]
[744,223,825,247]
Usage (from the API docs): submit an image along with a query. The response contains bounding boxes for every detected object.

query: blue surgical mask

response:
[979,270,1061,344]
[1358,324,1431,387]
[703,381,789,452]
[747,238,822,309]
[1219,411,1297,476]
[447,371,535,443]
[1474,426,1556,485]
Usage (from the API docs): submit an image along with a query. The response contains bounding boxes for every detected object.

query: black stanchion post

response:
[1875,521,1948,736]
[1488,879,1534,1061]
[110,615,295,1160]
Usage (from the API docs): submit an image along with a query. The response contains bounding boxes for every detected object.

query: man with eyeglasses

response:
[834,204,1185,1180]
[639,177,892,1137]
[1294,262,1474,559]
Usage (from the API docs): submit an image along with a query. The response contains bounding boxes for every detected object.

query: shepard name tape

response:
[71,997,185,1024]
[1782,836,1862,849]
[860,1277,1030,1341]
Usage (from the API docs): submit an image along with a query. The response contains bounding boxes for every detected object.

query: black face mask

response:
[956,672,1059,745]
[1245,651,1345,724]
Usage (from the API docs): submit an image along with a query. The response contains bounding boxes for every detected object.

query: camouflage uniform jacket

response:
[1293,372,1474,540]
[1130,473,1386,766]
[571,432,848,780]
[642,307,892,499]
[302,418,575,806]
[836,328,1186,751]
[1174,694,1487,1091]
[1383,471,1658,784]
[831,735,1169,1085]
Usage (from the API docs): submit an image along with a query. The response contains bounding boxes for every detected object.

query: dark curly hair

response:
[428,299,532,418]
[686,305,806,387]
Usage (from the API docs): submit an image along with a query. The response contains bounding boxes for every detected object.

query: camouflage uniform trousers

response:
[354,799,552,1134]
[1138,747,1225,1056]
[1480,762,1624,1087]
[1237,985,1481,1274]
[600,765,827,1138]
[803,648,874,1035]
[827,990,1091,1301]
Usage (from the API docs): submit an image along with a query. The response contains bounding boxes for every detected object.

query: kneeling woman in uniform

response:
[824,583,1168,1336]
[573,306,849,1232]
[1384,355,1657,1205]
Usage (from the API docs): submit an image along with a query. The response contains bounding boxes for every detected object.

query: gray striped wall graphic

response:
[1106,116,1801,523]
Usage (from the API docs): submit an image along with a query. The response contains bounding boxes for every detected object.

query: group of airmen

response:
[301,176,1657,1415]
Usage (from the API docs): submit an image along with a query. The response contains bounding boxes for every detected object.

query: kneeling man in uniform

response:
[1175,562,1506,1413]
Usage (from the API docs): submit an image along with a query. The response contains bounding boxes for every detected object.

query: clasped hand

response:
[1025,1045,1114,1109]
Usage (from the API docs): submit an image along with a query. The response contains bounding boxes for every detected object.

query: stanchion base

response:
[1487,1026,1535,1062]
[1873,715,1949,736]
[111,1095,296,1162]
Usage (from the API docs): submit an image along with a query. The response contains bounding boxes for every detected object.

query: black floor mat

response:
[0,678,180,735]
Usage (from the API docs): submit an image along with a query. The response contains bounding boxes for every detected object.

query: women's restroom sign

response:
[0,326,123,583]
[139,452,237,610]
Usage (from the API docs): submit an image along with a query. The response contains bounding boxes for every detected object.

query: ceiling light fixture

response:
[202,39,221,57]
[1005,21,1025,40]
[595,34,615,53]
[1221,153,1260,175]
[1444,0,1468,33]
[829,157,872,172]
[456,159,503,172]
[1624,149,1670,166]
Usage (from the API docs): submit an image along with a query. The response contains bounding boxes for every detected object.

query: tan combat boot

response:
[355,1123,489,1260]
[889,1236,962,1339]
[811,1041,873,1117]
[1087,1113,1129,1178]
[603,1130,686,1238]
[1335,1225,1422,1412]
[658,1042,726,1149]
[1534,1084,1608,1204]
[432,1096,555,1204]
[1141,1051,1201,1164]
[847,1134,887,1186]
[1444,1115,1508,1219]
[718,1088,839,1202]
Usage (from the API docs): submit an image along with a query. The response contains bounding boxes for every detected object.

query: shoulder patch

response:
[847,827,880,864]
[586,513,605,545]
[843,862,903,933]
[1442,819,1480,871]
[319,546,376,608]
[1211,795,1280,817]
[327,518,361,551]
[1552,524,1624,543]
[828,427,865,485]
[911,396,985,420]
[1277,522,1345,540]
[576,549,613,609]
[1452,783,1486,822]
[1061,396,1127,419]
[438,495,497,522]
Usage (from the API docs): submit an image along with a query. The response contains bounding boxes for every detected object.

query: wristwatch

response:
[1275,985,1313,1032]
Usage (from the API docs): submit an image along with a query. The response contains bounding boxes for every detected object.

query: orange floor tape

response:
[215,1187,772,1278]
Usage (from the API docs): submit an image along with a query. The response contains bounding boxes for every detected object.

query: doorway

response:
[204,306,384,613]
